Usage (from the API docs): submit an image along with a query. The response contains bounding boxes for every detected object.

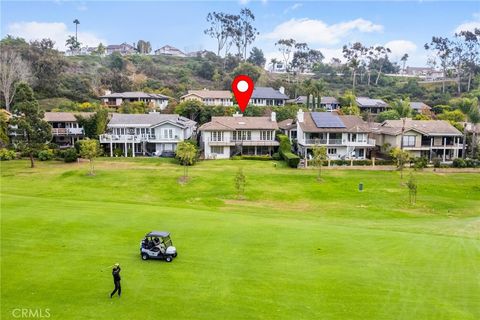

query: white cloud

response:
[284,3,302,14]
[262,18,383,45]
[384,40,417,61]
[7,21,106,51]
[455,13,480,33]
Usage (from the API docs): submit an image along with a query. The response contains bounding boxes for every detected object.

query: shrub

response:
[432,158,441,168]
[465,158,480,168]
[0,148,16,161]
[413,157,428,169]
[113,148,123,157]
[63,148,78,163]
[282,152,300,168]
[38,149,54,161]
[452,158,467,168]
[272,152,281,160]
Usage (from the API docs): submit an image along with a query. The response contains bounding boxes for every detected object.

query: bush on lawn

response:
[0,148,16,161]
[113,148,123,157]
[62,148,78,163]
[283,152,300,168]
[277,134,300,167]
[38,149,54,161]
[413,157,428,169]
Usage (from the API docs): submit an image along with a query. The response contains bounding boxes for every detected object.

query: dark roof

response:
[299,112,371,133]
[287,96,338,105]
[356,97,389,108]
[410,102,431,111]
[100,91,170,100]
[146,231,170,238]
[251,87,289,100]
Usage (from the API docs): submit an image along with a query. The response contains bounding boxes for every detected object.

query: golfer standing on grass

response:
[110,263,121,298]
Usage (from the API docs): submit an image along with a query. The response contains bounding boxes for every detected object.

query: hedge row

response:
[231,155,272,161]
[277,134,300,168]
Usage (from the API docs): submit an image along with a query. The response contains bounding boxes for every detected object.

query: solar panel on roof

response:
[311,112,345,128]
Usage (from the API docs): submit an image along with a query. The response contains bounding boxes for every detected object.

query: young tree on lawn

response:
[79,139,101,175]
[406,173,417,205]
[390,147,410,179]
[234,167,246,199]
[10,82,52,168]
[0,48,31,111]
[176,141,197,181]
[312,145,327,181]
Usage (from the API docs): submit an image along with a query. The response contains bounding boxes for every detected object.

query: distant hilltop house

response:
[187,50,215,58]
[100,91,170,110]
[199,112,279,159]
[106,43,136,55]
[65,46,98,56]
[155,45,186,57]
[403,67,444,80]
[288,96,340,111]
[250,87,289,106]
[410,101,432,115]
[99,113,196,157]
[355,97,390,114]
[269,62,286,73]
[180,89,233,106]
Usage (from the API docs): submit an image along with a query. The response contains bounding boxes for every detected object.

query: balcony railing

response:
[52,128,84,135]
[304,138,343,145]
[303,138,376,146]
[206,138,279,146]
[100,134,180,143]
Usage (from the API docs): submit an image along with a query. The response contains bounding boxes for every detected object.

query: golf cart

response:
[140,231,177,262]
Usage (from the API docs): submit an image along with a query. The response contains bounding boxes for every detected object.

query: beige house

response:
[180,89,233,106]
[100,92,170,110]
[199,113,279,159]
[372,119,464,162]
[44,112,92,147]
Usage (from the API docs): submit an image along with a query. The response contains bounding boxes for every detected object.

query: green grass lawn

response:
[1,159,479,319]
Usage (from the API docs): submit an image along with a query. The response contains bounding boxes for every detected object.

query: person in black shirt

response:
[110,263,121,298]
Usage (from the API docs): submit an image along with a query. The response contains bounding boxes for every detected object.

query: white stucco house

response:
[180,89,233,106]
[99,113,196,157]
[199,113,279,159]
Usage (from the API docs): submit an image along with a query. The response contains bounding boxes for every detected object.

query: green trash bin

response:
[359,183,364,192]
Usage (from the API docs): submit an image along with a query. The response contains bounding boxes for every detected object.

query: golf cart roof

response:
[146,231,170,238]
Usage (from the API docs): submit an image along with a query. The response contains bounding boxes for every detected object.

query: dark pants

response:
[110,280,121,297]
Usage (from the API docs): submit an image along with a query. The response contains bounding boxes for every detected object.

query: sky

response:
[1,0,479,67]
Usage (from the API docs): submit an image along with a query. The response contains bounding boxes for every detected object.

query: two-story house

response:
[106,43,136,55]
[99,113,196,157]
[356,97,390,114]
[100,92,170,110]
[180,89,233,106]
[250,87,289,106]
[372,119,464,162]
[296,110,375,160]
[199,113,279,159]
[154,45,186,57]
[44,112,91,147]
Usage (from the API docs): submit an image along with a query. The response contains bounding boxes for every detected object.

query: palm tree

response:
[392,98,413,118]
[400,53,409,73]
[73,19,80,43]
[311,80,325,110]
[269,58,278,72]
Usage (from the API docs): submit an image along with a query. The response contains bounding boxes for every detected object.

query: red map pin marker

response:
[232,75,254,113]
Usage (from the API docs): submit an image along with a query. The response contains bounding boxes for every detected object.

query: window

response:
[327,148,337,155]
[211,146,223,154]
[210,131,223,141]
[234,131,251,141]
[402,135,416,147]
[260,131,273,140]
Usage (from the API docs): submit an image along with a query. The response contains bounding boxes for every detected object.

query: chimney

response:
[233,112,243,118]
[104,89,112,95]
[279,86,285,95]
[271,111,276,122]
[297,109,304,123]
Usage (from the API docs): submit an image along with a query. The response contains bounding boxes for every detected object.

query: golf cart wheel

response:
[165,256,173,262]
[141,253,149,260]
